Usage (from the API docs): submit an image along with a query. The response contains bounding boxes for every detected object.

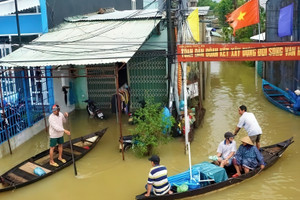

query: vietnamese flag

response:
[226,0,259,35]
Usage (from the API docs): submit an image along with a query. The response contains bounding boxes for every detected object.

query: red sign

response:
[177,42,300,62]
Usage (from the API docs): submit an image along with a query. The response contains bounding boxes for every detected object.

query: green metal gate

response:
[86,65,115,109]
[128,50,167,109]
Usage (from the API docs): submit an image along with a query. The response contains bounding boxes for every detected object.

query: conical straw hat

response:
[240,136,254,145]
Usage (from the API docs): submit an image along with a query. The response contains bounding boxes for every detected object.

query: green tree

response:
[215,0,233,27]
[131,99,175,157]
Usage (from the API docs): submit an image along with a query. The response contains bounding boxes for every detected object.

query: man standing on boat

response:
[145,155,173,197]
[48,104,70,167]
[233,105,262,149]
[214,132,236,168]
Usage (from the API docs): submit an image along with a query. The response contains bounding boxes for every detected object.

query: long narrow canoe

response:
[0,128,107,192]
[136,137,294,200]
[262,79,300,116]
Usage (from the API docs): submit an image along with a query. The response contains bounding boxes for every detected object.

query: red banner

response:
[177,42,300,62]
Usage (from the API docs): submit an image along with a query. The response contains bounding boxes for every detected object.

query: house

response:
[0,0,48,57]
[0,3,210,156]
[264,0,300,90]
[0,8,167,156]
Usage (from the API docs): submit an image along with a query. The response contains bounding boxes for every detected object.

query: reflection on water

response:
[0,61,299,200]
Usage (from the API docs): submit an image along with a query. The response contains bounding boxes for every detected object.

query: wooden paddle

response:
[69,134,77,176]
[66,112,77,176]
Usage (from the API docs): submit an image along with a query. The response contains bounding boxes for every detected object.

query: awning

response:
[0,11,161,67]
[250,32,265,41]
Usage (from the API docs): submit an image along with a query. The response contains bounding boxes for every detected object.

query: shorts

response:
[227,157,233,166]
[223,157,233,166]
[50,136,64,147]
[249,134,261,144]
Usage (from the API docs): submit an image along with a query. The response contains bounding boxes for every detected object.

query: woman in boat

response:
[232,136,265,178]
[286,88,300,111]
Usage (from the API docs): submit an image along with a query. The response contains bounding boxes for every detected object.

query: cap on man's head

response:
[224,132,234,139]
[148,155,160,164]
[52,104,60,112]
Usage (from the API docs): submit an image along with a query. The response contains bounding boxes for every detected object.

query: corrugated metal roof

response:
[0,19,161,67]
[0,0,39,16]
[66,9,162,22]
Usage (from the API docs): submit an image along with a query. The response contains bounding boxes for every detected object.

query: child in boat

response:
[232,136,265,178]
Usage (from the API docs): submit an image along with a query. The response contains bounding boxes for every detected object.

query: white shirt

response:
[237,112,262,136]
[217,140,237,159]
[48,112,66,138]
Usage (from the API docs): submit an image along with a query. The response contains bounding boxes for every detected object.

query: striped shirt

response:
[147,165,171,196]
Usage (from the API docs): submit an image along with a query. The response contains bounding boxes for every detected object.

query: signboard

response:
[177,42,300,62]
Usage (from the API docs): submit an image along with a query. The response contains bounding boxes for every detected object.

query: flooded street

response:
[0,61,299,200]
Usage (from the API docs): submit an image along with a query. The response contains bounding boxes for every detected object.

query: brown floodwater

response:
[0,61,299,200]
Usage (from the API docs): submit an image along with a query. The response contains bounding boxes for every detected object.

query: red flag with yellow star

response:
[226,0,259,35]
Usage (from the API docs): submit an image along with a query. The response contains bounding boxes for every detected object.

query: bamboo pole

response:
[115,64,125,161]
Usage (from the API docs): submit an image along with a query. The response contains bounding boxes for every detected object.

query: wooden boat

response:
[262,79,300,116]
[136,137,294,200]
[0,128,107,192]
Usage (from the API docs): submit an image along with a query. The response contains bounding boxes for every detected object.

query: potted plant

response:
[131,99,175,156]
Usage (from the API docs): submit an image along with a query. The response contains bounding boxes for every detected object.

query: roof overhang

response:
[0,18,161,67]
[250,32,265,41]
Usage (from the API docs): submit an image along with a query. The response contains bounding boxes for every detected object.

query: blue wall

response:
[0,0,48,35]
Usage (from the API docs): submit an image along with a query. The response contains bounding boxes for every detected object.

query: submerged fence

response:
[0,66,54,144]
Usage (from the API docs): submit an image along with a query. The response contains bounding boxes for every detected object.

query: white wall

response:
[52,67,75,113]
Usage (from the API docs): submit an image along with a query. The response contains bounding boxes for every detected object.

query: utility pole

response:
[14,0,22,47]
[166,0,175,101]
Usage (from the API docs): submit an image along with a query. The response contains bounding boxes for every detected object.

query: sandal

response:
[232,173,240,178]
[58,158,66,163]
[50,162,59,167]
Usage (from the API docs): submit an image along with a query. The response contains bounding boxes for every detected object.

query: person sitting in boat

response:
[232,136,265,178]
[285,88,300,111]
[214,132,236,168]
[145,155,173,197]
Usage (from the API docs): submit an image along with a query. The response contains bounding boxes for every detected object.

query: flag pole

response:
[258,0,261,43]
[183,61,192,180]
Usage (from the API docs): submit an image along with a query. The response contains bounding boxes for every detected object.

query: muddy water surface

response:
[0,61,299,200]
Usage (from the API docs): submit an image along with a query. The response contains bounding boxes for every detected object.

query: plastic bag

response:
[34,167,46,176]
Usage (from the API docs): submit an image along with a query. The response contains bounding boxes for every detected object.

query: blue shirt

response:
[287,90,300,111]
[235,144,265,170]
